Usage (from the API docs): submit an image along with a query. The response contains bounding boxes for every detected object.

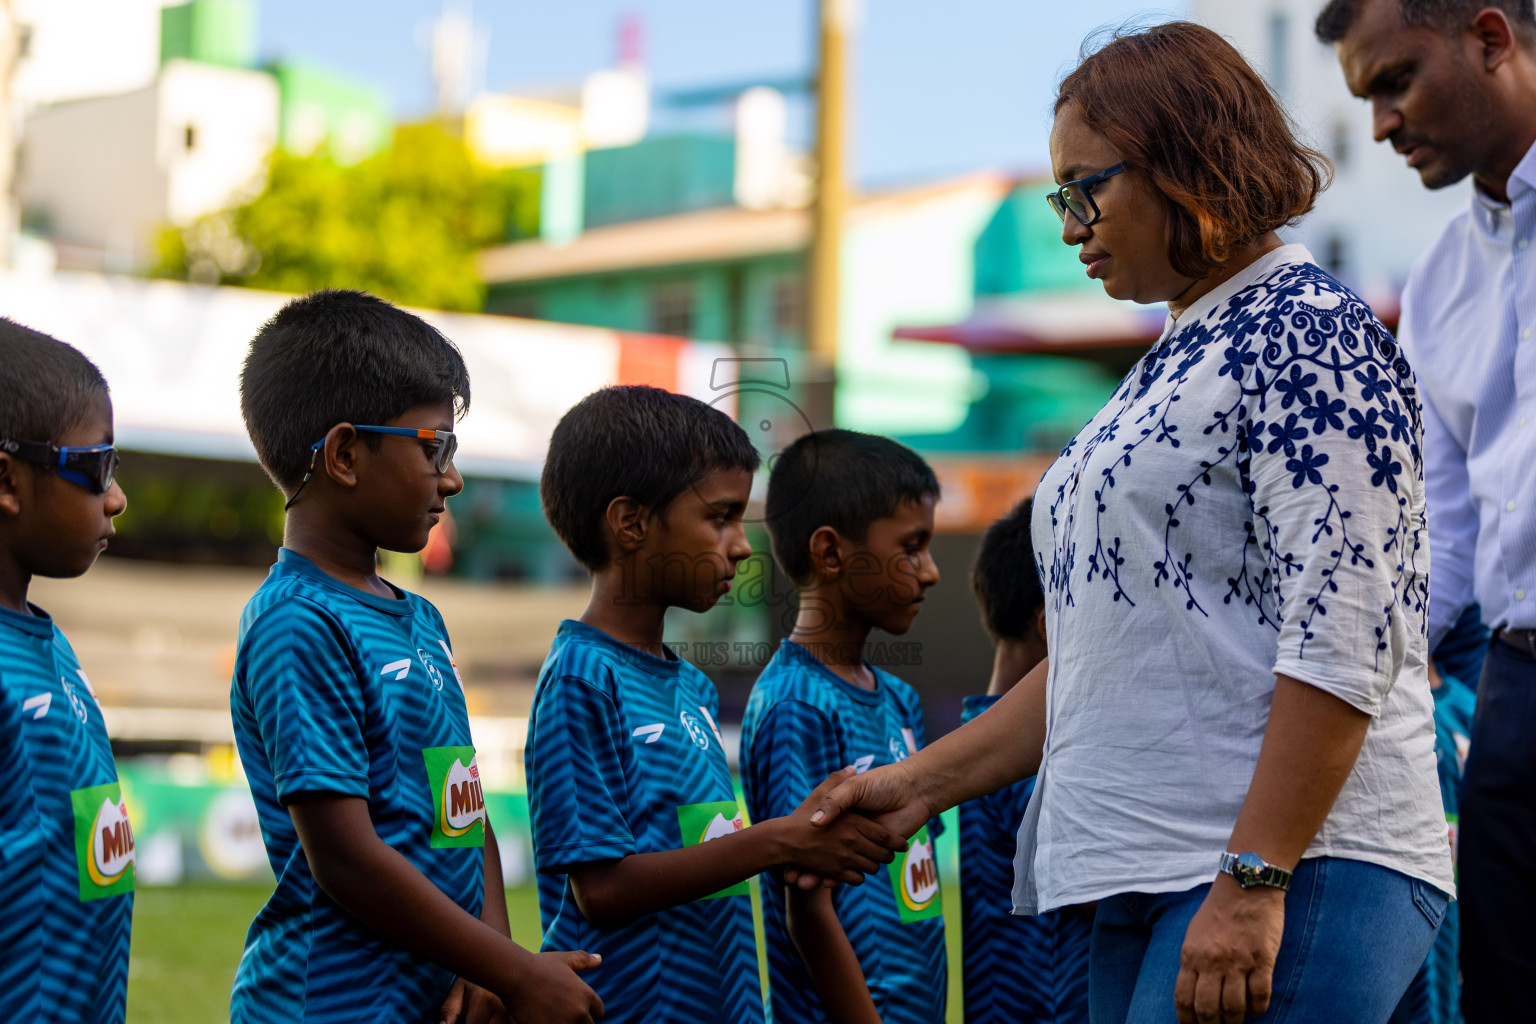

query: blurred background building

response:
[0,3,1483,1016]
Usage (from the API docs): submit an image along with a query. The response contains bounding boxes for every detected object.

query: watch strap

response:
[1219,851,1293,892]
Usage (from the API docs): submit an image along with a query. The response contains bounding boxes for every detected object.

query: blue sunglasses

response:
[0,437,119,494]
[285,424,458,510]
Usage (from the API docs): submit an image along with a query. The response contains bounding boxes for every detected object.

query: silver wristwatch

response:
[1218,851,1292,892]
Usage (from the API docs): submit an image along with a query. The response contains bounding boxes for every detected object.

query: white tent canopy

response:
[0,271,721,479]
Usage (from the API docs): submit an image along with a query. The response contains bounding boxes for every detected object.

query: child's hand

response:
[503,950,605,1023]
[439,977,510,1024]
[779,767,908,885]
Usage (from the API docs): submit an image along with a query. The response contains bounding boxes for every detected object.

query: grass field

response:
[127,882,963,1022]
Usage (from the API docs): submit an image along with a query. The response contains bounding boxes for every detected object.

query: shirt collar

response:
[1505,135,1536,200]
[1161,242,1315,337]
[555,618,683,680]
[0,601,55,639]
[275,547,412,616]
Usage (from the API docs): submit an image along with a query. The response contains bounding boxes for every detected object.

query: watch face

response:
[1234,852,1266,887]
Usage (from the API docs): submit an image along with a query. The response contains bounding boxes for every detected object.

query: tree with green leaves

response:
[156,123,539,312]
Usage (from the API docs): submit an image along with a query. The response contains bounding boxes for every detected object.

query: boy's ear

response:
[319,424,362,490]
[1035,606,1047,642]
[604,496,650,554]
[0,453,23,517]
[807,525,843,580]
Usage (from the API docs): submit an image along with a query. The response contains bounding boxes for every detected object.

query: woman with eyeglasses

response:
[797,21,1452,1024]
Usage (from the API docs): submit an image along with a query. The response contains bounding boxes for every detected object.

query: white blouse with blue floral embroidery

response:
[1012,245,1454,914]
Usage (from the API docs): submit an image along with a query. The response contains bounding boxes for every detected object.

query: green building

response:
[160,0,258,70]
[483,141,1121,455]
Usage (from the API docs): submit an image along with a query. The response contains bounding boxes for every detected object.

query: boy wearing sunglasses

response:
[0,320,132,1023]
[230,290,602,1024]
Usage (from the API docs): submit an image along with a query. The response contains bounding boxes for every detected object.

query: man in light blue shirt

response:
[1322,1,1536,1019]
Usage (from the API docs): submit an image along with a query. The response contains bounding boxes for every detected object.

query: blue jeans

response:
[1089,857,1447,1024]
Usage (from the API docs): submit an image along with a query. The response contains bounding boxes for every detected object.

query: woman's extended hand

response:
[1173,877,1284,1024]
[781,760,934,890]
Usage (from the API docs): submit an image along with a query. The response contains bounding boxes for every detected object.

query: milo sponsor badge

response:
[888,824,941,923]
[423,746,487,849]
[677,800,748,898]
[71,782,135,900]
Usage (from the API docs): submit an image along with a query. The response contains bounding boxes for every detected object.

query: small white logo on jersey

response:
[380,659,412,680]
[853,754,875,774]
[416,649,445,691]
[22,693,50,720]
[679,710,711,750]
[632,723,666,744]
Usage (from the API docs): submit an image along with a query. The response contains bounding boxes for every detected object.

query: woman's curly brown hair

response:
[1056,21,1333,278]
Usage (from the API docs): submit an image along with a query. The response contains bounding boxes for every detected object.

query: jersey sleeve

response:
[526,675,635,872]
[237,599,371,802]
[744,699,841,824]
[0,683,42,1023]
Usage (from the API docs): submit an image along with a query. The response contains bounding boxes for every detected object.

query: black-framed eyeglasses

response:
[285,425,458,511]
[0,437,120,494]
[1046,163,1126,227]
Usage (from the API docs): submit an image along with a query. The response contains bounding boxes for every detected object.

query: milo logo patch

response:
[71,782,135,900]
[677,799,748,898]
[888,824,941,923]
[423,745,487,849]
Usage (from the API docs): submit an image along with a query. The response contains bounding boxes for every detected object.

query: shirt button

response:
[1509,500,1519,512]
[1521,238,1531,250]
[1524,416,1531,427]
[1519,589,1529,601]
[1525,328,1534,340]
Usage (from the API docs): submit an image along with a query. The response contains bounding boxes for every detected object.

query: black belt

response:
[1496,628,1536,657]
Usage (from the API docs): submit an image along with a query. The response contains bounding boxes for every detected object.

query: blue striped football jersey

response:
[525,619,765,1024]
[1428,672,1475,1024]
[958,695,1089,1024]
[230,549,486,1024]
[740,639,947,1024]
[0,602,133,1024]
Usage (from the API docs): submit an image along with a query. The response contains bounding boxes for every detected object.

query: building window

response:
[501,293,540,320]
[1332,119,1350,170]
[772,273,804,339]
[650,281,696,337]
[1322,233,1348,277]
[1267,9,1290,95]
[184,124,197,151]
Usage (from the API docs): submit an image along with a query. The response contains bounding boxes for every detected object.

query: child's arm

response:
[564,767,903,929]
[290,796,604,1024]
[438,821,514,1024]
[785,886,882,1024]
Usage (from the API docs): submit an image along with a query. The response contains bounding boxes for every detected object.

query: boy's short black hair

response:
[540,385,761,572]
[239,289,471,490]
[971,498,1043,642]
[0,318,109,444]
[766,428,941,586]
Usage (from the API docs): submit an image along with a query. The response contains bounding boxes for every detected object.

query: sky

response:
[259,0,1188,188]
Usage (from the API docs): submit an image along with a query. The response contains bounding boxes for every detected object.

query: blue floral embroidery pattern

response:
[1039,261,1429,670]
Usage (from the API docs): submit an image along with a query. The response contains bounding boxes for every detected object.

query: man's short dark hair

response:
[540,385,761,572]
[971,498,1043,642]
[239,289,471,490]
[0,318,108,444]
[1316,0,1536,43]
[765,429,941,587]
